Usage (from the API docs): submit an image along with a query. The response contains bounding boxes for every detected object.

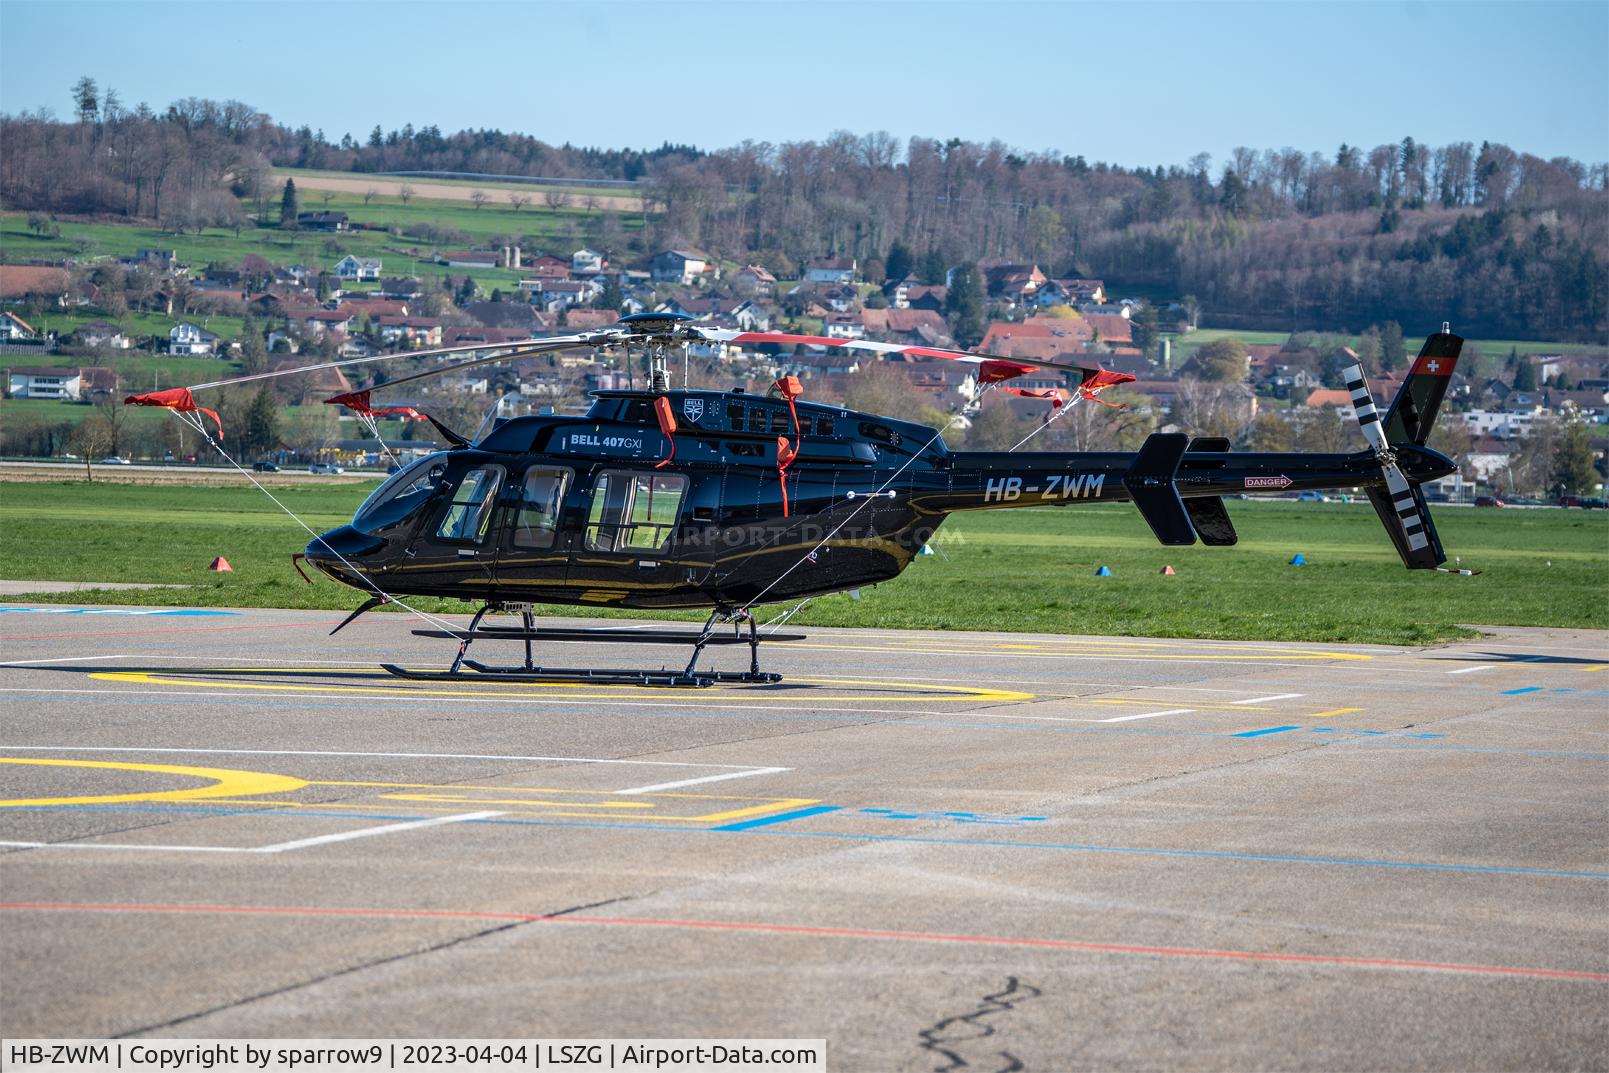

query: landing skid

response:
[389,604,788,688]
[380,662,777,688]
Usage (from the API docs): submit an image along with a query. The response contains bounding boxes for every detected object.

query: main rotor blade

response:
[184,330,619,393]
[366,333,620,392]
[693,327,1122,385]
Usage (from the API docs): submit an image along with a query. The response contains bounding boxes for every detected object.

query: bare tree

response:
[583,193,601,212]
[543,189,569,211]
[320,190,334,208]
[469,189,489,211]
[363,186,379,206]
[1171,378,1255,441]
[507,191,531,213]
[398,184,415,205]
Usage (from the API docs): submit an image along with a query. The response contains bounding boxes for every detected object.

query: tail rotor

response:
[1344,363,1438,565]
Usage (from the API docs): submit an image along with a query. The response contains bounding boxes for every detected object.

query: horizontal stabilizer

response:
[1184,497,1237,545]
[1124,433,1196,546]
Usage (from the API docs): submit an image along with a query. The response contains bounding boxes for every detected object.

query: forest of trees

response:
[2,78,1605,340]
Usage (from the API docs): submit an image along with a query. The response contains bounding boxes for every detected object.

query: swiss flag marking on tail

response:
[1411,354,1455,377]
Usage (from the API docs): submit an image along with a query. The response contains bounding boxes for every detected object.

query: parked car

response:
[1558,495,1602,509]
[1296,491,1331,502]
[1474,496,1505,508]
[1584,498,1608,509]
[97,456,131,465]
[252,461,281,473]
[308,462,345,475]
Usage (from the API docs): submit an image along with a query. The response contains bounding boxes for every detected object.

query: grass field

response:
[2,480,1604,645]
[273,166,641,204]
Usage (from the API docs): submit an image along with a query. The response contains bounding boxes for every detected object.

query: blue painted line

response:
[18,804,1607,878]
[1503,687,1543,695]
[711,805,841,832]
[1233,725,1301,738]
[0,607,237,616]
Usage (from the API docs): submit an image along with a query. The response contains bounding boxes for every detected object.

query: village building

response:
[7,366,82,399]
[333,255,382,281]
[168,322,220,355]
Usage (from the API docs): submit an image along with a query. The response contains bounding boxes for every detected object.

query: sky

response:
[2,0,1605,170]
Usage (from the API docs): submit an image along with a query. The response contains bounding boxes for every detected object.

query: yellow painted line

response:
[1585,665,1607,672]
[197,798,813,822]
[382,793,655,808]
[1088,699,1269,710]
[1307,708,1363,719]
[306,779,800,802]
[226,780,822,824]
[770,641,1371,662]
[85,670,1031,704]
[0,758,306,807]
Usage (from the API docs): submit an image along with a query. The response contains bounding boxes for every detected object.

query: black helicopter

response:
[129,313,1462,686]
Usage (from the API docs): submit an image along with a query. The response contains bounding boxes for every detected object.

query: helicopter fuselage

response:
[303,388,1453,611]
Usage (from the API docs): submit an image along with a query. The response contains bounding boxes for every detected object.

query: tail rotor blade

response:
[1343,364,1388,454]
[1382,460,1432,553]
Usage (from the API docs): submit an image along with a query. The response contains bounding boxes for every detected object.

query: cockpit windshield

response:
[351,454,449,533]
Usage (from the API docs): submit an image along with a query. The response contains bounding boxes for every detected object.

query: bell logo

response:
[682,398,705,423]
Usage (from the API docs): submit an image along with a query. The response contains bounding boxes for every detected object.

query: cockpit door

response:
[400,461,506,594]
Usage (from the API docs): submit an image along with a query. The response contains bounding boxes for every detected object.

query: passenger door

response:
[568,469,702,598]
[493,464,574,600]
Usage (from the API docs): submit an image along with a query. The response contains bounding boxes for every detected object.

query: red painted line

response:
[4,620,343,642]
[3,902,1604,982]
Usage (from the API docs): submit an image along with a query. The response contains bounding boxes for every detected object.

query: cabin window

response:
[585,471,688,554]
[512,467,571,549]
[746,407,771,434]
[351,455,448,533]
[435,465,503,543]
[859,422,901,447]
[811,416,834,438]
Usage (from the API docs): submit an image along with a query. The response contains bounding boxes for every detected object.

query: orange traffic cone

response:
[208,557,233,572]
[1160,565,1176,575]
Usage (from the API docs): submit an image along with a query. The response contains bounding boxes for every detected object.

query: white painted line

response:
[1447,666,1494,675]
[0,840,249,854]
[0,811,505,856]
[1232,693,1303,705]
[615,767,789,795]
[947,712,1109,724]
[1098,708,1195,723]
[253,810,504,853]
[0,745,775,770]
[0,654,131,667]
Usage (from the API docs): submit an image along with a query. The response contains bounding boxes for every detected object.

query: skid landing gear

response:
[382,605,796,687]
